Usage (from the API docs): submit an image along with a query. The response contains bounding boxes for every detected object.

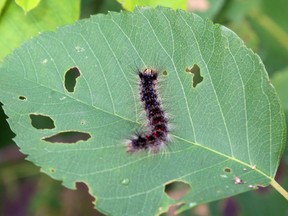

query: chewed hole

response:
[64,67,81,92]
[0,103,16,140]
[165,180,191,200]
[159,203,185,216]
[74,182,97,211]
[19,96,27,101]
[49,168,56,173]
[42,131,91,144]
[30,114,55,129]
[224,167,232,173]
[186,64,203,87]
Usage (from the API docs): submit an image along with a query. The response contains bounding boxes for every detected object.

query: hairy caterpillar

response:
[127,69,170,153]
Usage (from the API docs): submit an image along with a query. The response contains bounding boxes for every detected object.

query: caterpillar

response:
[127,69,170,153]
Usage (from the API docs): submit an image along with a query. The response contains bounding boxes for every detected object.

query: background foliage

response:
[0,0,287,215]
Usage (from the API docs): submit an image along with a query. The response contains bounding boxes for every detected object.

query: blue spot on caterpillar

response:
[127,69,170,153]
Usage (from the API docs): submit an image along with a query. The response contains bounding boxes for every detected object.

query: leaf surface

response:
[117,0,187,11]
[0,7,285,216]
[15,0,41,13]
[0,0,7,15]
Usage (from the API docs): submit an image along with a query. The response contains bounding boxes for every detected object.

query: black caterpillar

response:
[127,69,170,153]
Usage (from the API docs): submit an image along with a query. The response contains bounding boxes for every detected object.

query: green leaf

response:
[15,0,41,13]
[0,7,286,215]
[118,0,224,18]
[0,0,80,61]
[0,0,7,16]
[118,0,187,11]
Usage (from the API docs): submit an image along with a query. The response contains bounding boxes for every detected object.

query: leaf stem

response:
[270,179,288,200]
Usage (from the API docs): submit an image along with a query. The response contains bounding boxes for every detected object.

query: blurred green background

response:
[0,0,287,215]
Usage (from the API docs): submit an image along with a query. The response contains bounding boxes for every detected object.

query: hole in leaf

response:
[67,182,102,215]
[64,67,81,92]
[162,70,168,76]
[42,131,91,143]
[159,203,185,216]
[0,103,16,146]
[224,167,232,173]
[164,180,191,200]
[18,96,27,101]
[49,168,56,173]
[186,64,203,87]
[30,114,55,129]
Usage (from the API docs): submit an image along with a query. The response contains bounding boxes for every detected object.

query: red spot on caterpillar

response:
[127,69,170,153]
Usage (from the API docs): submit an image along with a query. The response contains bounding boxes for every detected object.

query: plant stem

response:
[270,179,288,200]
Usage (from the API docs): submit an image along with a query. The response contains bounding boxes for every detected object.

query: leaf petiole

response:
[270,178,288,200]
